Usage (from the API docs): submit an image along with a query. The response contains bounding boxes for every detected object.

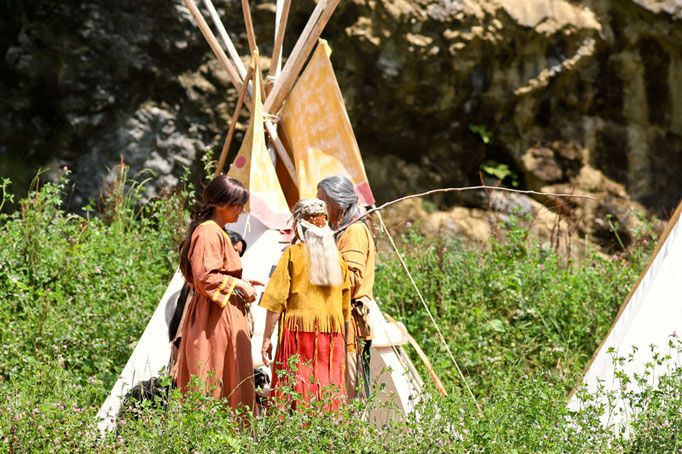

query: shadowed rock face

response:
[1,0,681,238]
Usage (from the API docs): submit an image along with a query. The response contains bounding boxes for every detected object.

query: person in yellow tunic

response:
[317,175,376,399]
[260,199,351,410]
[173,175,258,413]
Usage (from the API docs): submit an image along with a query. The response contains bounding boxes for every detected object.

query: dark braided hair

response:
[179,175,249,282]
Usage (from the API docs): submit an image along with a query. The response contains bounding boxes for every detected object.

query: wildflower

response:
[540,264,545,271]
[406,222,412,227]
[63,166,68,172]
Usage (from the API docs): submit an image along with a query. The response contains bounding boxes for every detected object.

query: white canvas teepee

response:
[568,201,682,428]
[96,0,423,433]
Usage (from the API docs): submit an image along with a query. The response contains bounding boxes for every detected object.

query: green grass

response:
[1,167,680,453]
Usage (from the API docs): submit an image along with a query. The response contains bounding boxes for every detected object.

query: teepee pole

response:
[182,0,244,93]
[264,0,341,115]
[269,0,291,79]
[241,0,267,105]
[241,0,258,56]
[264,120,297,183]
[215,65,253,177]
[202,0,248,80]
[385,313,448,397]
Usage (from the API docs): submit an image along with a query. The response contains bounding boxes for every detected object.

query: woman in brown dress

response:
[173,175,257,412]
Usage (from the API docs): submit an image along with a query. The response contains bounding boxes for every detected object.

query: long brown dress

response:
[174,220,254,411]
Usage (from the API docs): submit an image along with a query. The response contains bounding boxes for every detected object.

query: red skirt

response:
[271,327,346,411]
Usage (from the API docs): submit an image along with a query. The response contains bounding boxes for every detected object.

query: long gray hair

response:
[317,175,363,231]
[292,199,344,287]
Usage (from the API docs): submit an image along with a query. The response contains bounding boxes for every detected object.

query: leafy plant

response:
[0,170,670,452]
[469,124,493,145]
[480,159,519,187]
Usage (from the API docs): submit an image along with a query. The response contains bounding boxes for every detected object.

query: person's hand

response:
[261,338,273,367]
[237,279,257,303]
[248,279,265,287]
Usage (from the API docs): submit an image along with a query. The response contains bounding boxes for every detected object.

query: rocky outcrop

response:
[1,0,681,244]
[336,0,682,245]
[0,0,244,204]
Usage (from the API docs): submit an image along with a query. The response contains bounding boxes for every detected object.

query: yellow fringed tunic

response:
[260,243,351,335]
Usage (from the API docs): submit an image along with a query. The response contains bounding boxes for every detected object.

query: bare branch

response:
[336,185,596,233]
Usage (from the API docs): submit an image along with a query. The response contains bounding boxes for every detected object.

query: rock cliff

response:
[1,0,680,246]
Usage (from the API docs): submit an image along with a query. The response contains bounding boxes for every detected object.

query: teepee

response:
[568,201,682,428]
[96,0,423,433]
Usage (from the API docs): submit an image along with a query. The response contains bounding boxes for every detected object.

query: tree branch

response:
[336,185,596,233]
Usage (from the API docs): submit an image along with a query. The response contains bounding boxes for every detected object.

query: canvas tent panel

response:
[365,299,422,424]
[568,203,682,427]
[224,214,288,370]
[227,53,290,229]
[279,40,375,206]
[368,343,422,425]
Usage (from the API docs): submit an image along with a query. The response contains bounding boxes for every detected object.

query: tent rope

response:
[376,212,482,412]
[262,112,280,123]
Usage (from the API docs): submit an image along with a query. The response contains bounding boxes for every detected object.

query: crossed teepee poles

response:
[182,0,340,183]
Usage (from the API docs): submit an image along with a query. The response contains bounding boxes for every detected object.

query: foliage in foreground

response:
[1,169,680,453]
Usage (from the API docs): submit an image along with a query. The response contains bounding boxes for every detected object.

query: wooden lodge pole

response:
[241,0,268,108]
[264,120,297,183]
[182,0,244,93]
[385,313,449,397]
[202,0,248,80]
[241,0,258,56]
[263,0,341,115]
[269,0,292,79]
[215,65,253,177]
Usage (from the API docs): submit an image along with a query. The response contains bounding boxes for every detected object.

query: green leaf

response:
[488,319,506,333]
